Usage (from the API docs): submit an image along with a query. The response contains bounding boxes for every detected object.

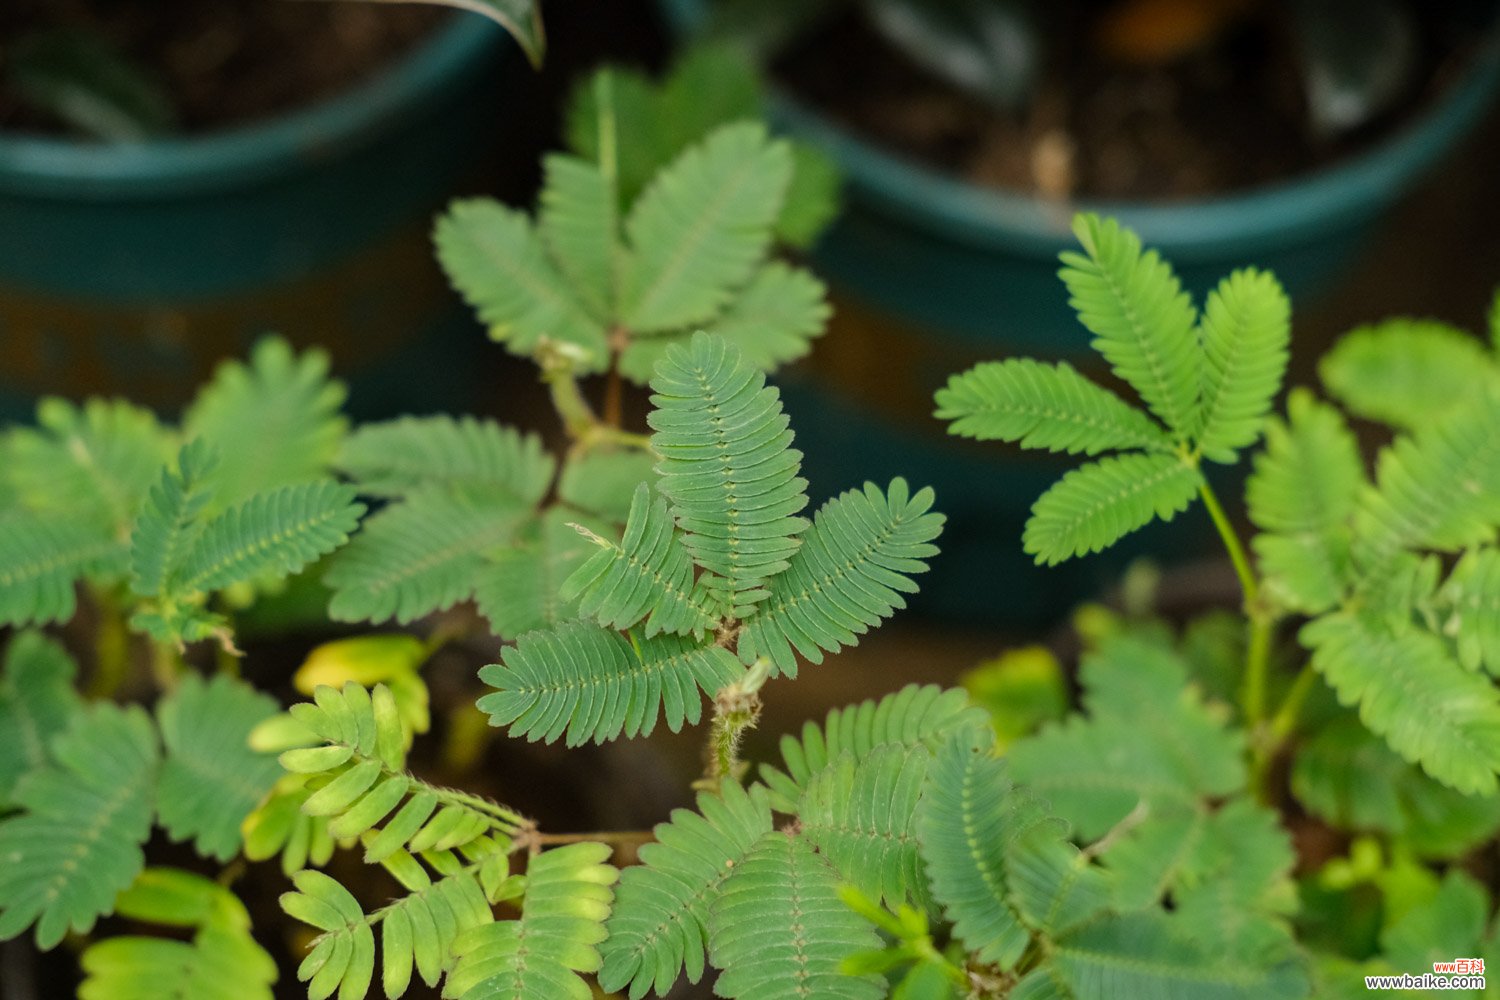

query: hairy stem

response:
[87,586,129,698]
[702,659,770,785]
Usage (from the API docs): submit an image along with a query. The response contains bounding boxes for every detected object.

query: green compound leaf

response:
[130,441,217,599]
[561,484,719,639]
[599,780,773,998]
[1023,452,1203,566]
[736,478,944,677]
[80,869,277,1000]
[798,743,932,908]
[0,703,159,948]
[173,479,363,596]
[763,683,984,812]
[1291,717,1500,860]
[1190,267,1291,461]
[7,396,172,537]
[155,674,282,862]
[557,449,656,522]
[326,488,531,625]
[935,358,1171,455]
[434,197,609,370]
[1319,318,1499,431]
[446,842,618,1000]
[0,513,128,627]
[708,831,884,1000]
[1303,611,1500,795]
[1059,213,1200,436]
[918,727,1107,969]
[648,332,810,616]
[622,122,792,334]
[477,622,743,746]
[539,152,619,321]
[337,415,554,503]
[1247,390,1365,614]
[184,336,347,513]
[1019,910,1309,1000]
[473,508,602,640]
[0,631,83,807]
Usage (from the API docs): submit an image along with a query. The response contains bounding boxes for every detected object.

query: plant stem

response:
[1198,481,1275,729]
[149,642,181,691]
[88,586,129,698]
[703,659,770,785]
[1198,481,1257,605]
[1267,664,1317,745]
[529,830,655,848]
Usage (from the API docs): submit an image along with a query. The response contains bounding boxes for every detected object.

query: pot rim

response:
[662,0,1500,259]
[0,13,506,201]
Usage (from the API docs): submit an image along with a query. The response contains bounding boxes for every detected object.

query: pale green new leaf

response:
[737,479,944,677]
[1303,611,1500,795]
[1023,452,1203,566]
[1247,390,1364,614]
[1191,267,1291,461]
[434,198,609,369]
[130,441,216,598]
[1291,717,1500,859]
[473,509,601,640]
[1379,871,1488,977]
[1352,389,1500,575]
[1319,318,1498,431]
[326,488,530,624]
[649,332,810,614]
[599,780,773,998]
[0,513,127,626]
[539,153,618,321]
[337,415,554,502]
[762,683,985,812]
[0,631,83,806]
[283,869,375,1000]
[1059,213,1200,435]
[935,358,1170,455]
[173,480,363,595]
[798,744,931,908]
[7,396,172,536]
[477,622,743,746]
[561,484,718,638]
[156,675,282,861]
[1440,548,1500,675]
[708,831,883,1000]
[622,123,792,333]
[446,842,618,1000]
[184,336,347,513]
[0,703,159,948]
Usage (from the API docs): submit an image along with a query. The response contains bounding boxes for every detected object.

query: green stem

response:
[1198,481,1275,729]
[1198,481,1257,605]
[149,642,182,691]
[88,586,130,698]
[1268,664,1317,745]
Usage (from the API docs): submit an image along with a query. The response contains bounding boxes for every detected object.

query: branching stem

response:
[1198,481,1274,727]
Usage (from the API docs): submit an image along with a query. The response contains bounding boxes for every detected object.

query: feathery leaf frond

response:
[1302,611,1500,795]
[1191,267,1291,461]
[708,831,884,1000]
[557,450,656,522]
[622,123,792,333]
[434,197,609,369]
[762,683,985,811]
[0,631,83,807]
[0,514,127,626]
[1319,318,1498,431]
[184,336,346,513]
[936,358,1171,455]
[446,842,618,1000]
[648,332,810,614]
[155,675,282,861]
[799,743,931,908]
[1441,548,1500,675]
[737,479,944,676]
[326,489,530,624]
[0,703,159,948]
[539,153,619,321]
[477,622,743,746]
[337,415,554,502]
[1024,452,1203,566]
[599,780,774,998]
[473,509,601,640]
[1059,213,1200,434]
[130,441,217,598]
[561,485,719,638]
[1247,390,1364,614]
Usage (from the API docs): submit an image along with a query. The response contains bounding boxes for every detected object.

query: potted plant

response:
[656,0,1500,623]
[0,1,535,423]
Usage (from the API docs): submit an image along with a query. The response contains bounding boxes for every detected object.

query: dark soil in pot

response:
[774,3,1486,200]
[0,0,443,135]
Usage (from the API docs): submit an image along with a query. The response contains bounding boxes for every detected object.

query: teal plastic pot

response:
[0,15,511,421]
[662,0,1500,622]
